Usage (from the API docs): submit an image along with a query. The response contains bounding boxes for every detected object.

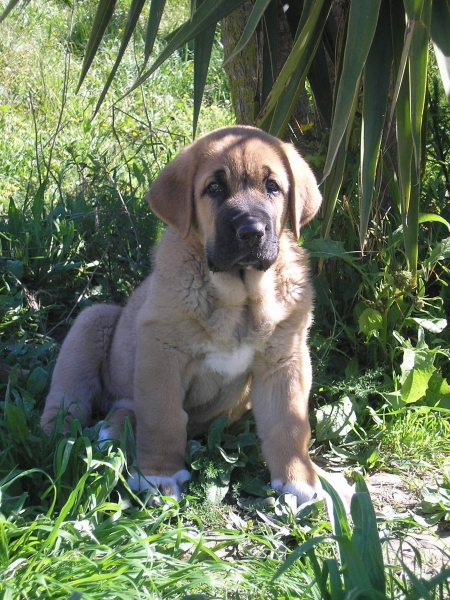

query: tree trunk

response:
[221,1,317,150]
[220,2,260,125]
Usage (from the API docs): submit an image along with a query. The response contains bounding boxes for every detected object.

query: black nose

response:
[236,221,266,247]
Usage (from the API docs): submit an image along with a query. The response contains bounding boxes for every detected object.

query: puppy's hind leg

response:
[98,399,136,446]
[41,304,122,433]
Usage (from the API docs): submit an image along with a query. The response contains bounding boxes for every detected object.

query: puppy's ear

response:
[146,146,197,239]
[282,142,322,240]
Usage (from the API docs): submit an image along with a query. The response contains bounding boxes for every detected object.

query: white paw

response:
[272,470,355,513]
[271,479,323,504]
[317,468,355,511]
[97,421,114,448]
[128,468,191,502]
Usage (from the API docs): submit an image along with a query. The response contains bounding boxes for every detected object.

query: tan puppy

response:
[41,126,353,506]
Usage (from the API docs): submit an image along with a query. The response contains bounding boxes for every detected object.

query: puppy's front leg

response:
[252,342,354,510]
[252,346,321,504]
[131,323,190,500]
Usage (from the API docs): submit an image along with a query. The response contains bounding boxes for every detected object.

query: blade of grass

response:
[261,0,278,106]
[320,82,359,240]
[407,0,432,171]
[351,474,386,595]
[263,1,330,137]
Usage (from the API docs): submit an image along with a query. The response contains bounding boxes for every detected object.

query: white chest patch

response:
[204,344,255,379]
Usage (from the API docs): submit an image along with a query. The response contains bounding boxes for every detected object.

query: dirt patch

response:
[366,472,450,575]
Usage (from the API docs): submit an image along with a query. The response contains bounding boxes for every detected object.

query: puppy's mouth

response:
[207,240,279,273]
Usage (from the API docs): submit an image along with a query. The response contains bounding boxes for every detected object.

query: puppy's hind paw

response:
[128,468,191,503]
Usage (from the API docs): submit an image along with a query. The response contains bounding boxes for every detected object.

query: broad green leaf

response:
[358,308,383,338]
[76,0,118,93]
[422,237,450,271]
[6,404,29,442]
[6,259,24,280]
[322,0,382,179]
[144,0,167,63]
[223,0,271,67]
[400,345,436,403]
[360,0,392,247]
[315,395,357,441]
[411,317,447,333]
[193,21,216,138]
[351,475,386,595]
[26,367,49,398]
[207,415,228,452]
[92,0,147,116]
[304,237,351,261]
[418,212,450,229]
[408,0,432,171]
[431,0,450,102]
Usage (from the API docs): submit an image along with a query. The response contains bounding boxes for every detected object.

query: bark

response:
[221,1,317,150]
[220,2,260,125]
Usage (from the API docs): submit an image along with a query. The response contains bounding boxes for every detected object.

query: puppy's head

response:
[147,126,322,272]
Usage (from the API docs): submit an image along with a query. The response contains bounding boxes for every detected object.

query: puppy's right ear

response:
[146,146,197,239]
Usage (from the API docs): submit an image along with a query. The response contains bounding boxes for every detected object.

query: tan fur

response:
[41,126,353,505]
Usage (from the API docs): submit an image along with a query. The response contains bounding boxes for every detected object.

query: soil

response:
[366,472,450,575]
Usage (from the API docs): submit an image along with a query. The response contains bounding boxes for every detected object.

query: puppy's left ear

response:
[282,142,322,240]
[146,144,197,239]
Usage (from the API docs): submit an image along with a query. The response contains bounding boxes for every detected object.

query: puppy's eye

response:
[207,182,221,195]
[266,179,280,194]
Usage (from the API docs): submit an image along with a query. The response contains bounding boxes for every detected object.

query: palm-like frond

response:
[4,0,449,280]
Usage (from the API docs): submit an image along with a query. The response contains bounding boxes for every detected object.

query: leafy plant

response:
[418,462,450,525]
[274,475,450,599]
[186,415,265,503]
[3,0,449,282]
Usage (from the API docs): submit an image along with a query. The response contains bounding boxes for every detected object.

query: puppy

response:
[41,126,354,507]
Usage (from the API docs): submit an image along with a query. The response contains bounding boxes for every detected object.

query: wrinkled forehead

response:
[194,135,289,192]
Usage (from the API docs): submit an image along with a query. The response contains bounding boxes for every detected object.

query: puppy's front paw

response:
[128,468,191,502]
[317,468,355,512]
[271,478,323,504]
[272,470,355,513]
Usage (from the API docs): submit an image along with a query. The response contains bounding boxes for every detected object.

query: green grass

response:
[1,0,450,597]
